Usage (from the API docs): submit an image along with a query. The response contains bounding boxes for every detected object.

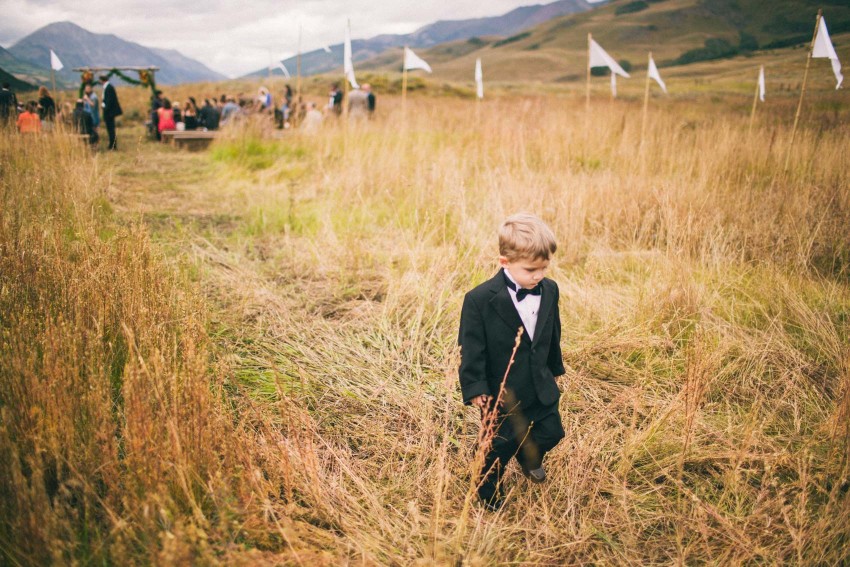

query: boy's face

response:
[499,255,549,289]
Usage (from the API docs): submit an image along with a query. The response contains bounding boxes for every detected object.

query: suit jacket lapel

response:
[488,270,530,344]
[532,279,555,347]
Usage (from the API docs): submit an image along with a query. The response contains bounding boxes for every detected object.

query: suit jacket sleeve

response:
[548,284,566,377]
[458,293,491,404]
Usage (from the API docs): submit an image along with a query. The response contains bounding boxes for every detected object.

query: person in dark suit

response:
[458,213,566,511]
[72,99,98,146]
[100,75,122,150]
[0,82,18,126]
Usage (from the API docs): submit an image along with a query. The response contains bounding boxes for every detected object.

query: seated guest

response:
[157,98,176,138]
[17,101,41,133]
[183,98,199,130]
[220,97,240,125]
[301,102,323,133]
[198,99,220,130]
[72,99,98,146]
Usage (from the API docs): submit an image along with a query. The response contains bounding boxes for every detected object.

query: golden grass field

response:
[2,75,850,565]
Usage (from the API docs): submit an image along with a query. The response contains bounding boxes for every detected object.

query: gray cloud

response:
[0,0,571,77]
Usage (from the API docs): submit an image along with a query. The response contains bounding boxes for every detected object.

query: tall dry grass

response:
[3,87,850,565]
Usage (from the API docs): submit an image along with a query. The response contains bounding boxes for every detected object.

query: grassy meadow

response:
[2,79,850,565]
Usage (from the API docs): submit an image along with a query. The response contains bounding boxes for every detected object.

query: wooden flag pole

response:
[747,69,760,138]
[640,51,652,151]
[786,9,821,170]
[585,33,592,117]
[50,47,57,98]
[295,26,302,127]
[343,20,351,121]
[402,46,409,120]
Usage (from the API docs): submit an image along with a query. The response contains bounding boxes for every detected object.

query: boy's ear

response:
[498,256,509,267]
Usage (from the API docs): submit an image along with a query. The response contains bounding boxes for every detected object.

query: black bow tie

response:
[503,272,542,302]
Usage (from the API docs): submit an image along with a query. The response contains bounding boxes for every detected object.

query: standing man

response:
[364,83,375,118]
[100,74,122,150]
[1,83,19,127]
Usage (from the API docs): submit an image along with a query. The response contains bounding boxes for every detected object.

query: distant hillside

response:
[245,0,601,79]
[0,66,36,93]
[7,21,226,88]
[357,0,850,83]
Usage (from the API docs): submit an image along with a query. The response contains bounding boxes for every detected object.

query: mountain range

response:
[357,0,850,83]
[249,0,601,79]
[2,21,225,89]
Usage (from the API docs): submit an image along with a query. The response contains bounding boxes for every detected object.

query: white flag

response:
[812,16,843,89]
[322,45,332,54]
[404,47,432,73]
[647,54,667,94]
[344,23,358,89]
[758,65,765,102]
[588,39,630,78]
[475,58,483,99]
[277,61,291,79]
[50,49,63,71]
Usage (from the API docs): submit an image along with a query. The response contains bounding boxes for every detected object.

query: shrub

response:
[615,1,649,15]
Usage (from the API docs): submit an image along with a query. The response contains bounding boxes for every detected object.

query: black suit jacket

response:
[458,270,565,409]
[102,83,122,119]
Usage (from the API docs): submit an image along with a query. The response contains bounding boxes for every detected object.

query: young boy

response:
[458,213,566,510]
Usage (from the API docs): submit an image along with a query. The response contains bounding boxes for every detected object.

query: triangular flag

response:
[647,54,667,94]
[758,65,765,102]
[404,47,432,73]
[276,61,291,79]
[812,16,843,89]
[475,58,483,99]
[344,23,358,89]
[588,39,630,78]
[50,49,63,71]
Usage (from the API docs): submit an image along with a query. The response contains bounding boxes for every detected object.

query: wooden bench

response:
[163,130,217,151]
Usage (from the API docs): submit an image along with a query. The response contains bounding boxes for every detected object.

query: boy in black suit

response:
[458,213,565,510]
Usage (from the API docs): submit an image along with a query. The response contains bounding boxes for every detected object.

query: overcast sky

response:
[1,0,602,77]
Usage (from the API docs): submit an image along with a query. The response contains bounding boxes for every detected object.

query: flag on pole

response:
[344,23,358,89]
[276,61,291,79]
[475,58,483,99]
[404,47,432,73]
[50,49,63,71]
[589,39,630,78]
[758,65,765,102]
[589,38,629,96]
[812,16,843,89]
[647,54,667,93]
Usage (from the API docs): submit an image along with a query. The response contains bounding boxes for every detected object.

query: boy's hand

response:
[470,394,492,408]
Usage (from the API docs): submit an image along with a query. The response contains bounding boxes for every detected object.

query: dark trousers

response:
[105,115,117,149]
[478,401,564,502]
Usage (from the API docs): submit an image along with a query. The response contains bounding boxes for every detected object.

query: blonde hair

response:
[498,213,557,261]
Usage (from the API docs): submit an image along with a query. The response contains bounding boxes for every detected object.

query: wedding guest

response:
[0,82,18,125]
[37,86,56,131]
[100,74,122,150]
[83,84,100,130]
[17,101,41,134]
[72,99,98,146]
[157,98,176,137]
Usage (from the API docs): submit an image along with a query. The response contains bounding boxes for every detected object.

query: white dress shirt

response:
[503,269,541,341]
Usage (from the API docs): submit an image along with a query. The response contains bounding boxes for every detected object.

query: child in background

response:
[16,101,41,134]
